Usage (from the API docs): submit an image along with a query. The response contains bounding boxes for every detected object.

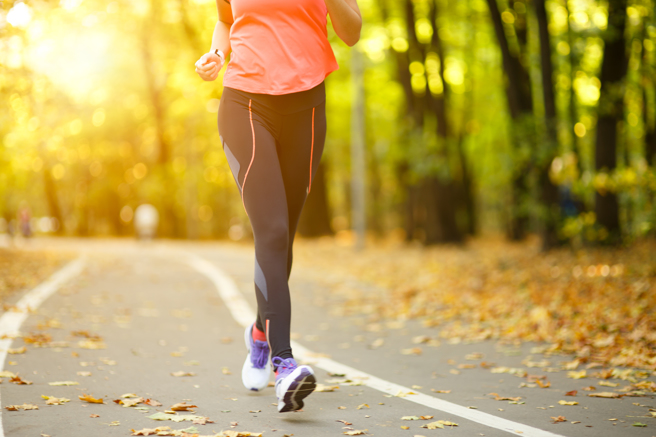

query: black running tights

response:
[217,83,326,361]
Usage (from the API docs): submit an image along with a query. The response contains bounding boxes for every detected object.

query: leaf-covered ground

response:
[295,236,656,371]
[0,248,74,304]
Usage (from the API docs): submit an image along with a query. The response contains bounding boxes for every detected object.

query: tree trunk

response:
[643,16,656,166]
[563,0,583,175]
[486,0,533,241]
[298,162,333,237]
[534,0,561,250]
[594,0,627,244]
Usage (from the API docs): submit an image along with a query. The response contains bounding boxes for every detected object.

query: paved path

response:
[0,239,653,437]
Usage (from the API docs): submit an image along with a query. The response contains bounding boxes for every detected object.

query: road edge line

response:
[0,256,86,437]
[187,254,565,437]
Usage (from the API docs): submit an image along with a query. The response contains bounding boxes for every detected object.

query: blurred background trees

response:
[1,0,655,248]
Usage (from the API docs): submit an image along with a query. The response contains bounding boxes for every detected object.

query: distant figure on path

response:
[18,202,32,238]
[195,0,361,413]
[134,204,159,240]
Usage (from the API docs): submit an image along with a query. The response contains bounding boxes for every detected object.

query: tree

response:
[534,0,561,249]
[594,0,628,243]
[485,0,534,241]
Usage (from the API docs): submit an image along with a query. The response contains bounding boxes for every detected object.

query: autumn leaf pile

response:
[296,236,656,370]
[0,248,73,300]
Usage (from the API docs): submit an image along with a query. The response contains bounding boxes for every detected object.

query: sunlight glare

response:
[60,0,84,11]
[7,2,33,28]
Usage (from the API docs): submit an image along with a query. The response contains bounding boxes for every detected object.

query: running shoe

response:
[272,356,316,412]
[241,323,271,391]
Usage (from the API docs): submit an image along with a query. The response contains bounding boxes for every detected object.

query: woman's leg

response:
[218,89,293,361]
[278,101,327,277]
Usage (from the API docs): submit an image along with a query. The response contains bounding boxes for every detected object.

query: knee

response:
[258,221,289,253]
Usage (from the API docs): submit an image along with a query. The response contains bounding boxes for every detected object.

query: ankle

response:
[252,324,267,342]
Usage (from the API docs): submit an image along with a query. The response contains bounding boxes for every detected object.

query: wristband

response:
[214,49,225,64]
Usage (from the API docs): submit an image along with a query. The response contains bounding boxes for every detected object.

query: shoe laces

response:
[272,356,297,379]
[251,339,269,368]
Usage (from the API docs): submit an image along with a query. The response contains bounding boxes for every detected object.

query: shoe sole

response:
[278,368,316,412]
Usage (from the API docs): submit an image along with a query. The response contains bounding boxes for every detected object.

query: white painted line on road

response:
[0,257,86,437]
[187,255,566,437]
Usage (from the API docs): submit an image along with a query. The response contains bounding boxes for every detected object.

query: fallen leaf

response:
[599,381,619,387]
[222,432,263,437]
[147,412,208,422]
[5,403,39,411]
[401,426,410,430]
[171,371,195,377]
[336,420,353,425]
[356,403,369,409]
[249,410,261,413]
[535,379,551,388]
[565,390,578,396]
[488,393,522,402]
[8,346,27,354]
[10,375,32,385]
[170,402,198,412]
[457,364,477,369]
[316,384,339,392]
[421,422,444,429]
[343,431,366,436]
[587,392,623,399]
[48,381,79,386]
[117,398,144,408]
[431,389,451,394]
[79,394,104,404]
[551,416,567,423]
[78,340,106,349]
[558,400,578,406]
[90,414,100,418]
[338,406,347,410]
[402,416,420,421]
[192,416,213,425]
[77,371,92,377]
[632,422,647,427]
[144,399,163,407]
[41,395,70,405]
[222,367,232,375]
[567,370,587,379]
[401,347,422,355]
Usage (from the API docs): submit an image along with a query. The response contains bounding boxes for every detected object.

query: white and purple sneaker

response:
[272,357,316,412]
[241,323,271,391]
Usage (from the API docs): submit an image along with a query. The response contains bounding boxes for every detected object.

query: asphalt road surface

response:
[0,238,654,437]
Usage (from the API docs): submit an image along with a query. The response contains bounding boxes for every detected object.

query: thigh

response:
[278,101,327,229]
[218,88,289,226]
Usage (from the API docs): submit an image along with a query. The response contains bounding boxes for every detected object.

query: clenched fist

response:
[195,52,224,81]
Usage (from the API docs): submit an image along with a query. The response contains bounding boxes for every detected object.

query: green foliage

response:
[1,0,655,243]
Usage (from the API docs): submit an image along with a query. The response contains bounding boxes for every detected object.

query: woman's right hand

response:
[195,53,223,81]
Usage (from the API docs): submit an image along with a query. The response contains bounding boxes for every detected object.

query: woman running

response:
[195,0,361,413]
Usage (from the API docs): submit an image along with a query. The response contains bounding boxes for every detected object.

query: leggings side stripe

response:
[308,107,315,193]
[242,99,256,212]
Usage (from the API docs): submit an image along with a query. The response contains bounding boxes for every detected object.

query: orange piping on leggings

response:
[242,99,256,213]
[308,107,315,193]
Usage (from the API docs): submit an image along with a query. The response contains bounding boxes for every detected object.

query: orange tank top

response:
[223,0,339,95]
